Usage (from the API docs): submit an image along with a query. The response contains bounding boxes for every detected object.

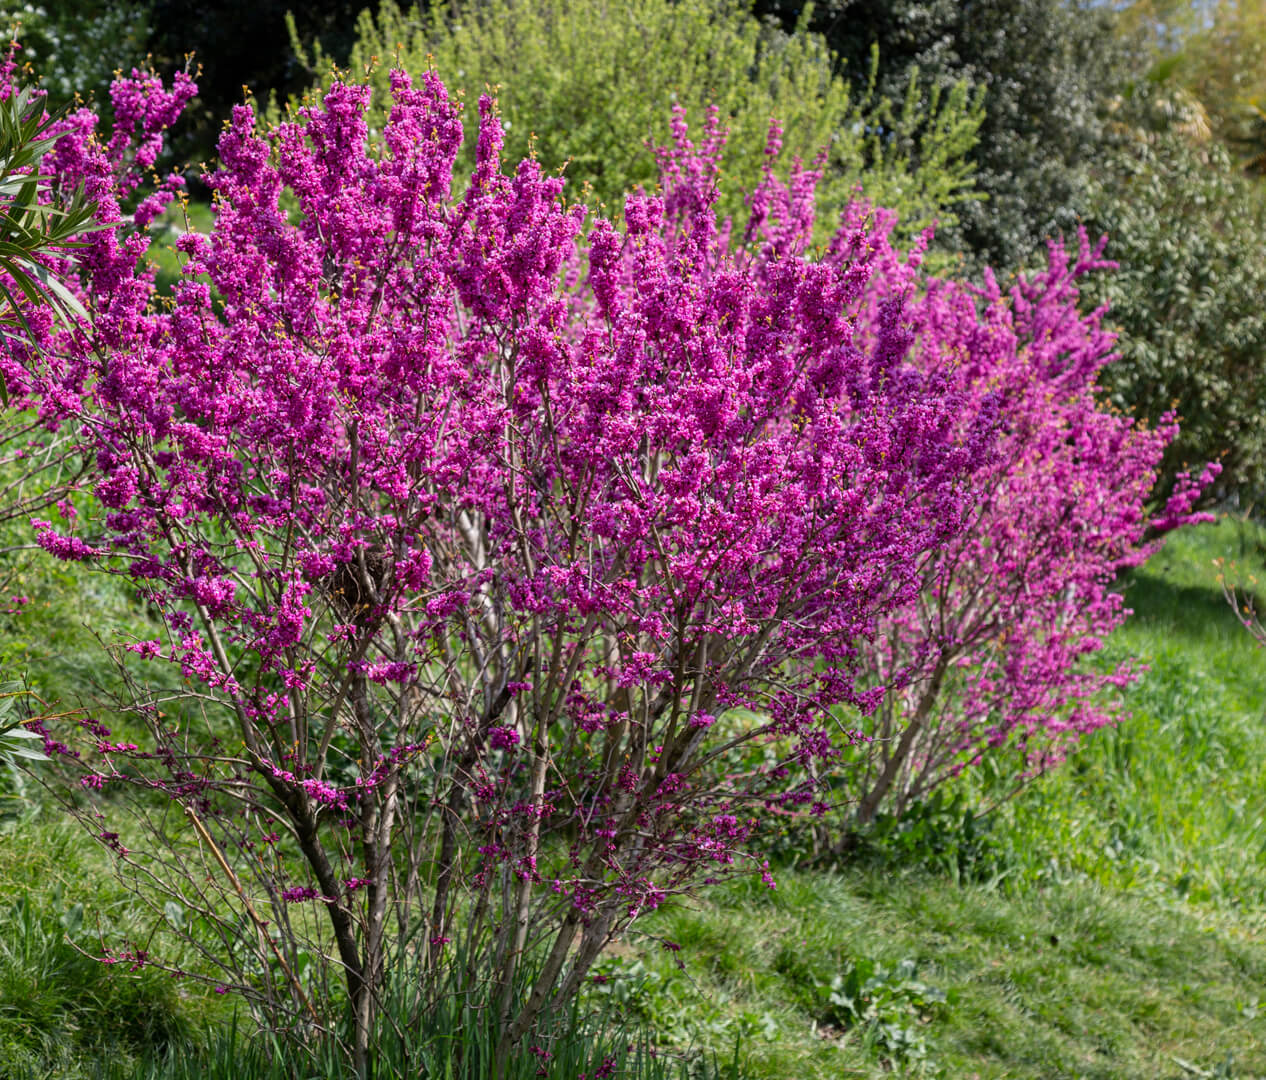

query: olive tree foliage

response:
[287,0,984,242]
[754,0,1140,272]
[1081,113,1266,501]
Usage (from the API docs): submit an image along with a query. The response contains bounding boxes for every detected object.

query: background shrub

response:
[754,0,1137,272]
[1083,129,1266,501]
[290,0,984,243]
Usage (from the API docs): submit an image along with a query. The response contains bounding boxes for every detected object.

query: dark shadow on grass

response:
[1116,569,1265,637]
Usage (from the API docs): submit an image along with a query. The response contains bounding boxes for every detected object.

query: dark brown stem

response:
[854,659,947,826]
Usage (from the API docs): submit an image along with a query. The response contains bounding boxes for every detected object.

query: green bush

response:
[754,0,1139,272]
[1,2,149,108]
[1082,130,1266,500]
[287,0,983,244]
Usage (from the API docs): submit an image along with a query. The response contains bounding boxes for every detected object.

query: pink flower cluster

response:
[827,208,1217,820]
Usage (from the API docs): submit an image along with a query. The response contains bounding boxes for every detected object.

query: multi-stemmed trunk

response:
[854,659,947,826]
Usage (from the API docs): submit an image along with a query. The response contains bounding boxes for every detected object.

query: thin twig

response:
[183,804,321,1024]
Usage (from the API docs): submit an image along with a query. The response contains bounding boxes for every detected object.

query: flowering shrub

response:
[643,140,1214,839]
[2,58,1208,1075]
[4,68,997,1072]
[830,213,1217,824]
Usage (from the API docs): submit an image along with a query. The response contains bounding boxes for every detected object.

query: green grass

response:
[0,819,223,1079]
[1007,516,1266,916]
[0,819,730,1080]
[4,518,1266,1078]
[611,868,1264,1078]
[610,516,1266,1078]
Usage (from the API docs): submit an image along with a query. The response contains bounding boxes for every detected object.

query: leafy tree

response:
[1121,0,1266,171]
[0,1,149,107]
[290,0,983,243]
[754,0,1138,270]
[1081,125,1266,499]
[0,685,47,766]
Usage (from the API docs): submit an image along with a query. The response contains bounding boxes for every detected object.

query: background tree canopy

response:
[752,0,1137,271]
[0,1,150,104]
[1085,127,1266,499]
[128,0,376,159]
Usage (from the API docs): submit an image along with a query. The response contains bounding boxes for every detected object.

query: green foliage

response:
[0,685,46,769]
[842,791,1013,887]
[0,3,149,107]
[0,681,45,825]
[817,957,947,1070]
[290,0,983,244]
[1081,133,1266,499]
[755,0,1137,271]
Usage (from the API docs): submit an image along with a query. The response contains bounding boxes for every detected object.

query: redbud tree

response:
[829,212,1215,827]
[5,68,999,1071]
[8,62,1208,1074]
[647,142,1213,837]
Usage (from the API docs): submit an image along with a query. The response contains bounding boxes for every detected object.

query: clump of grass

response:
[0,818,738,1080]
[0,821,222,1080]
[71,950,741,1080]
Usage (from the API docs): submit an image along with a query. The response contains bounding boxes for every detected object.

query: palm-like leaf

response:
[0,85,104,405]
